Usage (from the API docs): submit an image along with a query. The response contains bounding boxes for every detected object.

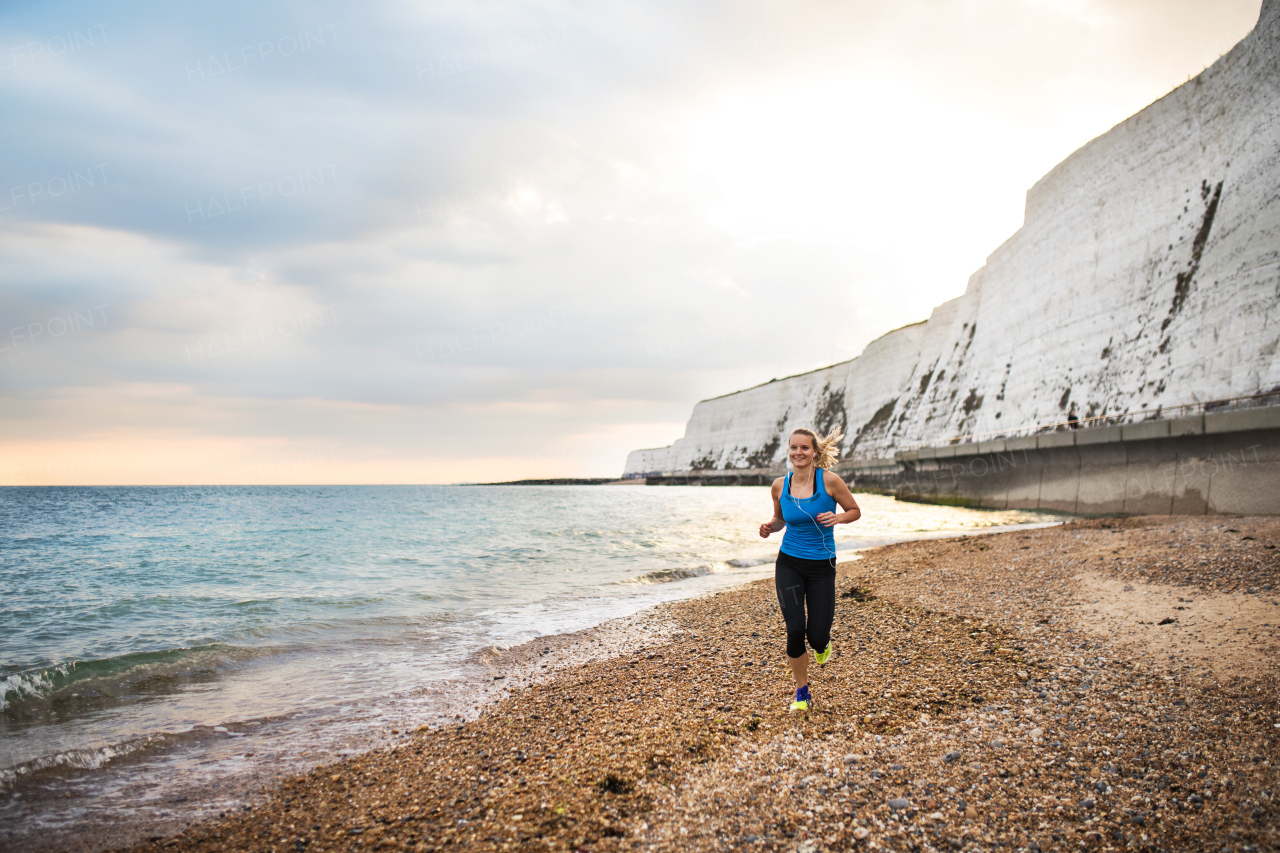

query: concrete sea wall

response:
[848,406,1280,516]
[626,0,1280,502]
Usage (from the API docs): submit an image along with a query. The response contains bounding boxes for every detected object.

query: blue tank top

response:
[780,468,837,560]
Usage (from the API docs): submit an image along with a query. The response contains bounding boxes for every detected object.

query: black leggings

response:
[774,551,836,659]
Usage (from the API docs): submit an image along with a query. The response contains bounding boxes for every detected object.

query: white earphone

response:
[786,469,837,562]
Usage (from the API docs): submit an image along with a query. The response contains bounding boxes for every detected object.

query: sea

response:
[0,485,1061,849]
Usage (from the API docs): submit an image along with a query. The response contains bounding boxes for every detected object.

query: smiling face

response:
[788,431,816,470]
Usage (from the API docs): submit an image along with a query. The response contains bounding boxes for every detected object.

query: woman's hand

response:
[758,520,775,539]
[815,511,839,527]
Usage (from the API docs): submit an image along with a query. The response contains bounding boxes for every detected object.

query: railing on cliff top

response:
[891,389,1280,455]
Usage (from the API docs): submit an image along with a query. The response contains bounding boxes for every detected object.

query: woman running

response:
[758,427,861,711]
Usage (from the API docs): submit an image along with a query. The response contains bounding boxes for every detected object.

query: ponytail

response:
[790,426,844,469]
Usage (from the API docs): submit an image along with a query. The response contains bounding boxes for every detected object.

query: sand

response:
[70,516,1280,852]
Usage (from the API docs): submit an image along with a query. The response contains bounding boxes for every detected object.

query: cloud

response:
[0,0,1263,481]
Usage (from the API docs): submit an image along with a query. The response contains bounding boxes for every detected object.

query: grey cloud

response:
[0,0,1263,477]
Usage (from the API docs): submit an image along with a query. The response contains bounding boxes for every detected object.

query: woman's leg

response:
[786,645,809,689]
[775,556,809,686]
[806,571,837,656]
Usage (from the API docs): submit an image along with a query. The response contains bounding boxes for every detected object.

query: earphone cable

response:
[786,470,837,564]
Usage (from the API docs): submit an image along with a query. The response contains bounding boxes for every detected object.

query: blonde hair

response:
[790,426,844,469]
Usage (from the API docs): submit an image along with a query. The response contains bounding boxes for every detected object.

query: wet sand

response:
[72,517,1280,852]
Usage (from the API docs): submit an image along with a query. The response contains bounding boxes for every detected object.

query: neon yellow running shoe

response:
[789,685,812,712]
[815,641,833,666]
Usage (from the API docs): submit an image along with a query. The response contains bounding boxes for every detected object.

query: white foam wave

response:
[725,554,775,568]
[0,662,74,712]
[622,563,719,584]
[0,738,147,791]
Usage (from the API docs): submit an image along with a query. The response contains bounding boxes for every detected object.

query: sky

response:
[0,0,1264,485]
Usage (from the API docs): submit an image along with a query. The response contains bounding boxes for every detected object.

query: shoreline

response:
[73,515,1279,853]
[1,511,1063,852]
[473,480,645,487]
[2,516,1059,853]
[11,515,1277,853]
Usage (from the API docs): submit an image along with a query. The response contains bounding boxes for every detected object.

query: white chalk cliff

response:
[625,0,1280,476]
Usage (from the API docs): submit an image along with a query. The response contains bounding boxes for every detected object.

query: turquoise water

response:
[0,485,1058,847]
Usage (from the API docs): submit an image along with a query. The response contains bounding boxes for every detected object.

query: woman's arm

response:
[815,472,861,527]
[758,478,786,538]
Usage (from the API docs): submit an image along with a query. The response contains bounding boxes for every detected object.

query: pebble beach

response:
[95,515,1278,853]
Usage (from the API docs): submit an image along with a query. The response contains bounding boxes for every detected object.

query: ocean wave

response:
[0,663,73,713]
[0,722,261,792]
[0,737,149,790]
[0,644,258,715]
[621,563,720,584]
[725,554,776,568]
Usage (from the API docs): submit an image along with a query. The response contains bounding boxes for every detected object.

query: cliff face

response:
[625,0,1280,476]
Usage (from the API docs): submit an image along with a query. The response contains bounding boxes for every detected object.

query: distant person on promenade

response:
[758,428,862,712]
[1067,406,1080,430]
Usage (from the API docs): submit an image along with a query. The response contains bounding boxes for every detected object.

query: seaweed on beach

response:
[840,584,877,602]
